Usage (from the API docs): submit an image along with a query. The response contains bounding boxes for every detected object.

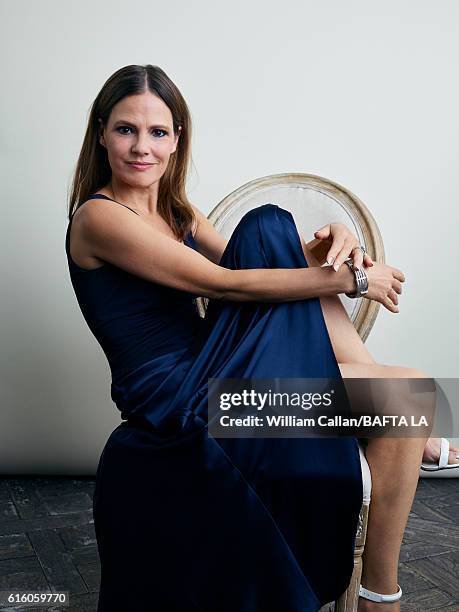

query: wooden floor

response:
[0,477,458,612]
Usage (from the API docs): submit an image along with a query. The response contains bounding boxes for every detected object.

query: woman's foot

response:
[422,437,459,467]
[358,582,402,611]
[357,599,400,611]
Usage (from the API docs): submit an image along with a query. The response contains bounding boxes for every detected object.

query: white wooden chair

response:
[196,172,380,612]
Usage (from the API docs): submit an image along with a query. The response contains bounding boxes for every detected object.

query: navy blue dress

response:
[65,194,363,611]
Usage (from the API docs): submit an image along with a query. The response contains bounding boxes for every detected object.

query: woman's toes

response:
[422,437,459,465]
[422,438,439,463]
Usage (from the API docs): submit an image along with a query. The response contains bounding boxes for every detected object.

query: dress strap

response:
[74,194,194,247]
[86,193,140,216]
[65,194,140,265]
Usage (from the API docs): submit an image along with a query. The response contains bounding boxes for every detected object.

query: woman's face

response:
[98,91,180,188]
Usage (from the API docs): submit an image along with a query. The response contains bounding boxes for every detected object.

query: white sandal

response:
[359,583,402,603]
[421,437,459,472]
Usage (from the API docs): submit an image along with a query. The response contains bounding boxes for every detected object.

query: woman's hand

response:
[314,223,374,271]
[311,222,405,312]
[364,262,405,313]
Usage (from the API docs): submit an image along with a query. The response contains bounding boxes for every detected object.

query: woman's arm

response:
[190,204,228,264]
[81,200,356,302]
[81,201,403,310]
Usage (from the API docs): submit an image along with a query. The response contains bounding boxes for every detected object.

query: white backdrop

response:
[1,0,458,473]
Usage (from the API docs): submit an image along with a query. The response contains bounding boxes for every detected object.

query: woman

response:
[66,64,458,611]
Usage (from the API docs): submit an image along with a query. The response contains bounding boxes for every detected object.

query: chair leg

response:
[335,501,369,612]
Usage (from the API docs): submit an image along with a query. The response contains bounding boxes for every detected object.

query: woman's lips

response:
[127,162,156,171]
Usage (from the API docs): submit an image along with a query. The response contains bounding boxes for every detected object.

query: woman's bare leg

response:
[297,239,453,609]
[339,362,430,611]
[299,238,459,466]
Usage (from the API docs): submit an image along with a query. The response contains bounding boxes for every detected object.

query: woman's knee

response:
[237,203,278,232]
[339,362,429,379]
[402,367,430,379]
[232,203,306,270]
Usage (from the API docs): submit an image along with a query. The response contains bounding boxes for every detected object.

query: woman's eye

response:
[116,126,168,137]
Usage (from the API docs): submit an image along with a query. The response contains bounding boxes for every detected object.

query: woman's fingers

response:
[333,241,365,271]
[392,279,403,294]
[324,229,376,274]
[389,288,399,305]
[326,238,346,268]
[314,224,331,241]
[332,247,351,271]
[318,224,369,271]
[329,238,363,271]
[382,295,399,313]
[351,246,364,271]
[363,253,374,267]
[392,267,406,283]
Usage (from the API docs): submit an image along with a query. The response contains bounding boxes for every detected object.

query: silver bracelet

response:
[344,254,369,298]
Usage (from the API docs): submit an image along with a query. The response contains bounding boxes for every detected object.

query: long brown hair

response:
[68,64,196,241]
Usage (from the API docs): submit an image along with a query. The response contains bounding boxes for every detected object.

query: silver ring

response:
[352,245,366,255]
